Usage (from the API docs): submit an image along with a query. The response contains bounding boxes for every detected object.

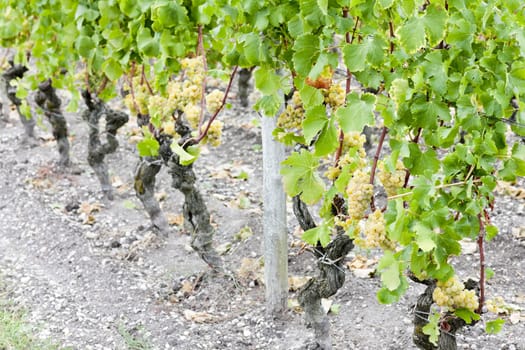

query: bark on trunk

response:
[35,79,70,167]
[262,113,288,316]
[237,68,251,108]
[1,64,36,142]
[134,156,171,236]
[293,196,354,350]
[161,119,222,270]
[81,90,128,200]
[413,282,437,350]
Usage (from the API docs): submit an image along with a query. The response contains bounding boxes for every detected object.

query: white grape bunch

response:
[432,276,479,312]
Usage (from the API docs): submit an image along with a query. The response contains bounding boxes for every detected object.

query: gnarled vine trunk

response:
[293,196,354,350]
[35,79,70,167]
[160,119,222,270]
[237,68,251,108]
[81,89,128,200]
[1,62,36,143]
[134,156,170,236]
[413,278,479,350]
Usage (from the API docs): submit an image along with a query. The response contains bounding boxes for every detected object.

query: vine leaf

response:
[302,223,331,247]
[171,143,199,166]
[422,309,440,346]
[281,150,325,204]
[486,319,505,334]
[378,251,400,291]
[396,17,425,53]
[293,34,320,76]
[137,137,160,157]
[254,67,281,95]
[454,308,480,323]
[335,92,375,132]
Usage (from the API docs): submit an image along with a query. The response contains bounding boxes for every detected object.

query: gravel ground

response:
[0,88,524,350]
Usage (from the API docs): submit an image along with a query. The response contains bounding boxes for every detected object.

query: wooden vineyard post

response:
[261,110,288,316]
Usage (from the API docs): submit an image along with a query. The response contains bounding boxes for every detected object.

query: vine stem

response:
[403,127,422,187]
[141,65,154,95]
[191,66,238,145]
[197,25,208,130]
[370,127,388,211]
[387,179,483,200]
[96,76,108,96]
[477,210,488,314]
[335,10,358,167]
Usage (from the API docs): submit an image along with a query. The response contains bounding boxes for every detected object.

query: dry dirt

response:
[0,86,524,350]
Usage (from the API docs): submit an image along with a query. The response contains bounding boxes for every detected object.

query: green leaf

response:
[171,143,199,166]
[75,35,95,58]
[397,17,425,53]
[314,119,339,156]
[378,251,400,291]
[303,105,328,144]
[413,222,436,252]
[281,149,325,204]
[137,138,160,157]
[454,308,480,323]
[485,225,498,241]
[293,34,320,76]
[486,319,505,334]
[101,59,123,81]
[335,92,375,132]
[137,26,159,57]
[485,267,495,280]
[422,309,440,346]
[343,43,366,72]
[254,67,281,95]
[422,4,448,46]
[302,224,331,247]
[317,0,328,16]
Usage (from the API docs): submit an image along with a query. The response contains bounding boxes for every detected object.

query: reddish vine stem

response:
[96,76,108,96]
[388,21,395,54]
[370,127,388,211]
[477,211,486,314]
[335,10,358,167]
[197,25,208,130]
[141,65,154,95]
[190,66,238,145]
[403,127,422,188]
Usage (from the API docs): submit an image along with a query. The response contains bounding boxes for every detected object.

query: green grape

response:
[206,89,224,114]
[346,169,373,221]
[378,161,405,197]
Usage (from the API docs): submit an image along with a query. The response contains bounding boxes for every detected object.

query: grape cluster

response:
[323,83,346,109]
[432,276,479,312]
[357,209,395,250]
[278,91,305,130]
[485,296,506,314]
[324,132,368,181]
[184,104,201,129]
[378,160,406,197]
[346,169,373,220]
[206,89,224,114]
[201,120,223,147]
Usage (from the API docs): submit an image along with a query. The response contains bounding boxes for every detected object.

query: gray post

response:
[261,111,288,315]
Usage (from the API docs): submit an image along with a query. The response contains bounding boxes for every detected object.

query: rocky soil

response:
[0,86,524,350]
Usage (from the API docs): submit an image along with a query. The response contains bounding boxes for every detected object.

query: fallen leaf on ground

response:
[347,255,377,279]
[510,312,522,325]
[167,213,184,226]
[79,201,101,216]
[183,309,217,323]
[237,257,263,283]
[288,276,311,292]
